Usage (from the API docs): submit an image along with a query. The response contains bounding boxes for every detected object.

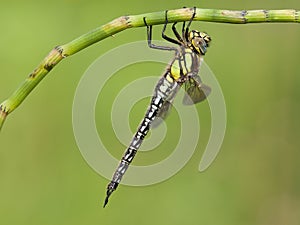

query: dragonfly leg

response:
[161,10,182,45]
[171,22,183,43]
[181,6,187,40]
[184,7,196,42]
[143,17,178,52]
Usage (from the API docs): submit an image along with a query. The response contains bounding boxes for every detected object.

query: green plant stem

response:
[0,8,299,130]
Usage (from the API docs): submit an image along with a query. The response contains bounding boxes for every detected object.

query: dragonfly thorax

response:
[188,30,211,55]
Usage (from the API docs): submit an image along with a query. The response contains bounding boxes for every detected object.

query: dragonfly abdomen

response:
[104,75,179,206]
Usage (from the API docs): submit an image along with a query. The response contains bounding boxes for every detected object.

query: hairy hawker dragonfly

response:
[104,7,211,207]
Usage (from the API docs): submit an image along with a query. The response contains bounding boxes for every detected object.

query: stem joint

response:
[0,104,9,117]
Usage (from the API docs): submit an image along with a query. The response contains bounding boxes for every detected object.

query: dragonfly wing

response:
[151,100,173,128]
[151,78,181,128]
[182,76,211,105]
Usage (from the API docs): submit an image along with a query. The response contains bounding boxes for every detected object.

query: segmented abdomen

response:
[106,72,179,192]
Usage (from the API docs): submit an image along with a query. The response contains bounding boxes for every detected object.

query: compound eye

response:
[193,37,202,46]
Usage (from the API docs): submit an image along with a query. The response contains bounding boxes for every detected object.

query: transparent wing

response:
[182,75,211,105]
[151,76,182,128]
[151,100,173,128]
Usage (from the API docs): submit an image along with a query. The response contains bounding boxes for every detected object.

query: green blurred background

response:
[0,0,299,224]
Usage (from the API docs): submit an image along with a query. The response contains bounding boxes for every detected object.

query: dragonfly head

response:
[188,31,211,55]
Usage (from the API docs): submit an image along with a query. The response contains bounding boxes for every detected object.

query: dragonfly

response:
[104,7,211,207]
